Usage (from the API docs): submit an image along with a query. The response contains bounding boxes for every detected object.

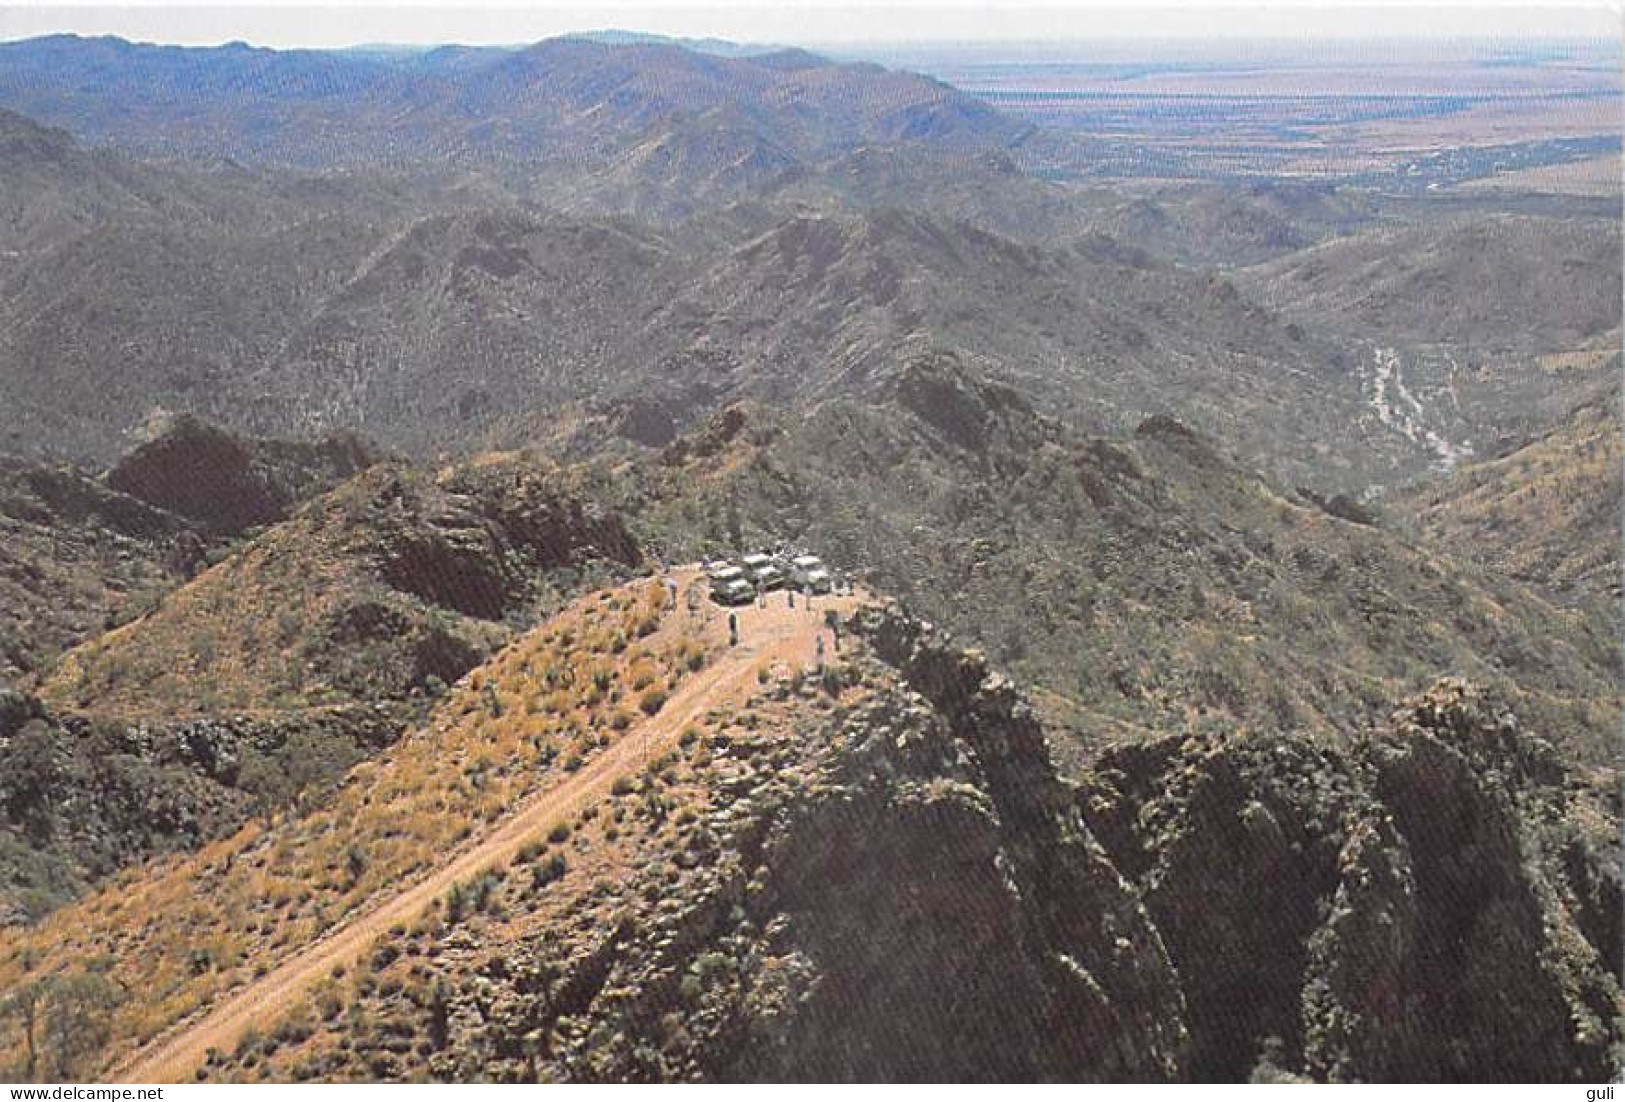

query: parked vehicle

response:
[708,564,754,605]
[785,553,832,593]
[740,552,786,591]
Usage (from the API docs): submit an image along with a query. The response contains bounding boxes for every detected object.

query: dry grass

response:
[0,578,704,1076]
[181,650,880,1082]
[37,497,504,715]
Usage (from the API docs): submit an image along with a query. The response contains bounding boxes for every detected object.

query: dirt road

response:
[112,571,866,1083]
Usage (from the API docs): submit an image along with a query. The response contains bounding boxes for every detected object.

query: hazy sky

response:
[0,2,1617,49]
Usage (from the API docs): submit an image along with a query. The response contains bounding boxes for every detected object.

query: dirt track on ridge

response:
[112,570,867,1083]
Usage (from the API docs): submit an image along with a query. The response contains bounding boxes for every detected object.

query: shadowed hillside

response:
[1,438,644,923]
[1242,214,1622,351]
[563,365,1620,768]
[0,458,199,680]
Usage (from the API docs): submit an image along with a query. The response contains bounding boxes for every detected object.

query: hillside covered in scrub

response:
[0,587,1618,1082]
[553,363,1621,768]
[0,429,644,923]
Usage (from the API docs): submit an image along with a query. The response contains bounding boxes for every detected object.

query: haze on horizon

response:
[0,2,1617,50]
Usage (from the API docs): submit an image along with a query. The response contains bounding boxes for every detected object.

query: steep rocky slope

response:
[1088,180,1377,267]
[0,107,339,257]
[639,207,1355,479]
[0,39,1612,501]
[3,189,1378,484]
[257,210,686,454]
[3,595,1612,1082]
[0,448,641,923]
[0,212,392,463]
[42,454,642,715]
[0,687,400,924]
[0,457,200,679]
[106,415,379,537]
[0,103,1475,492]
[0,578,718,1078]
[1079,677,1621,1082]
[187,605,1191,1083]
[0,418,381,680]
[1242,213,1621,351]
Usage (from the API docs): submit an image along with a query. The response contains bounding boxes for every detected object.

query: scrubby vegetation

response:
[0,579,698,1078]
[40,456,641,716]
[1391,387,1622,604]
[147,608,1622,1084]
[568,381,1621,767]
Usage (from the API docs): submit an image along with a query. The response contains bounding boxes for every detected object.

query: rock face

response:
[891,355,1052,465]
[825,607,1188,1080]
[462,606,1189,1082]
[630,391,1619,768]
[106,414,378,537]
[1,419,381,680]
[8,449,645,921]
[0,456,202,678]
[44,454,644,713]
[1079,678,1622,1083]
[410,617,1614,1084]
[380,458,644,621]
[0,685,405,924]
[43,599,1617,1084]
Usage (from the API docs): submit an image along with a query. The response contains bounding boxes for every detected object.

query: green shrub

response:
[531,852,567,891]
[444,883,468,925]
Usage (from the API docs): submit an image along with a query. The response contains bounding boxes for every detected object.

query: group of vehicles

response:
[706,550,833,605]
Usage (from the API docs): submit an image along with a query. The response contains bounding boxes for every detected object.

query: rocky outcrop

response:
[829,606,1189,1079]
[891,354,1055,472]
[165,603,1617,1085]
[362,461,644,622]
[0,457,202,677]
[225,606,1187,1083]
[0,687,407,925]
[43,454,644,713]
[659,403,780,468]
[1079,678,1623,1083]
[1296,486,1378,527]
[107,414,378,537]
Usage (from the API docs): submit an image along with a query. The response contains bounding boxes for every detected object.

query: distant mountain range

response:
[0,35,1023,177]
